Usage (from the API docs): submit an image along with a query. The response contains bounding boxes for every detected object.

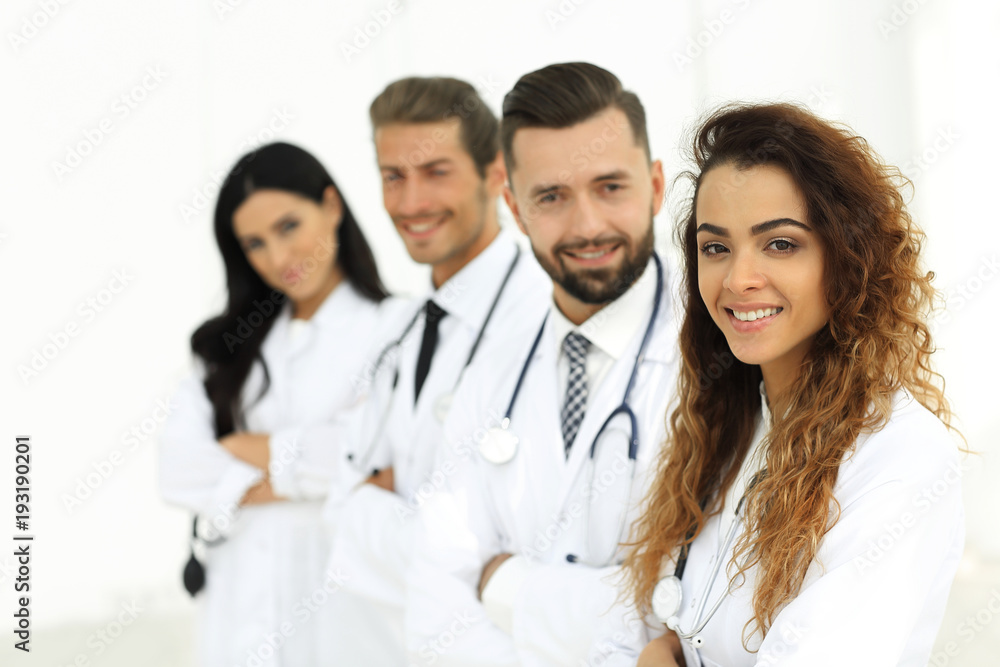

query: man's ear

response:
[650,159,666,217]
[503,184,528,236]
[484,150,506,198]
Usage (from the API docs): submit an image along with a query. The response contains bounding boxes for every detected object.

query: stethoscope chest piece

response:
[480,419,518,464]
[434,392,453,424]
[652,574,683,627]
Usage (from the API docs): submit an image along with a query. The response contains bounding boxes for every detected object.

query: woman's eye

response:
[281,220,299,233]
[700,242,727,256]
[768,238,797,253]
[243,239,263,251]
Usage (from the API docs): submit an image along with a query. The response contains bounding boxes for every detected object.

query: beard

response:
[533,218,655,306]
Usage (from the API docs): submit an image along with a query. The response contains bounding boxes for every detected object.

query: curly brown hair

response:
[622,102,953,646]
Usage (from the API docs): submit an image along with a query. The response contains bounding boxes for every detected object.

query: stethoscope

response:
[479,254,663,567]
[651,471,765,649]
[348,246,521,474]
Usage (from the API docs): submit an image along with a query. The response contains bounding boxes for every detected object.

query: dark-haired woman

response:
[618,105,964,666]
[159,142,391,666]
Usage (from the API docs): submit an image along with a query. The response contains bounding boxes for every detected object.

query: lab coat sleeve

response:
[268,396,369,501]
[404,424,520,666]
[483,555,639,666]
[158,374,264,518]
[326,483,416,607]
[752,416,965,666]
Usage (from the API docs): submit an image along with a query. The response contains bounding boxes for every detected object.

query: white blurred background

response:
[2,0,998,664]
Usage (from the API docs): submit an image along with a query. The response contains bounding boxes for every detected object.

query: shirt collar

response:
[428,228,520,331]
[551,255,659,361]
[283,280,363,330]
[759,380,773,431]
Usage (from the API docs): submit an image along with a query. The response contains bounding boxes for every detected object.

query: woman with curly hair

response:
[620,104,964,666]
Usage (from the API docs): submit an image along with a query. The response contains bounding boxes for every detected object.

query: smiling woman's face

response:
[695,163,830,395]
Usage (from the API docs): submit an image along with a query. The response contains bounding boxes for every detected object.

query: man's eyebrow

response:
[529,183,563,198]
[592,169,630,183]
[379,157,454,171]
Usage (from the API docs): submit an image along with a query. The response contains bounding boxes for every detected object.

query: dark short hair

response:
[501,62,650,173]
[369,76,499,177]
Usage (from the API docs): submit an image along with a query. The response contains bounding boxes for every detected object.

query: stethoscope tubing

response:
[501,253,664,443]
[494,255,664,567]
[353,246,522,473]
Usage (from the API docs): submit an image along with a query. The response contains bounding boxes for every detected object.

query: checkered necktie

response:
[560,332,591,455]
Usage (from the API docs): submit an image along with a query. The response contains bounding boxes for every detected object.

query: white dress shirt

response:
[550,261,658,406]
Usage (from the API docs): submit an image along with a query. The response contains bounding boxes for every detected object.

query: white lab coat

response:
[604,390,965,667]
[158,282,394,667]
[321,230,552,665]
[405,255,681,667]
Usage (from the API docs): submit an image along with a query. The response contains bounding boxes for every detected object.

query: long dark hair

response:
[191,142,388,438]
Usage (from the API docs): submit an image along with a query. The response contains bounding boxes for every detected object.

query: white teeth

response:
[407,221,439,233]
[731,307,780,322]
[574,249,610,259]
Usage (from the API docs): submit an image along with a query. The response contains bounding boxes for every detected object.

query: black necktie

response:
[414,300,447,402]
